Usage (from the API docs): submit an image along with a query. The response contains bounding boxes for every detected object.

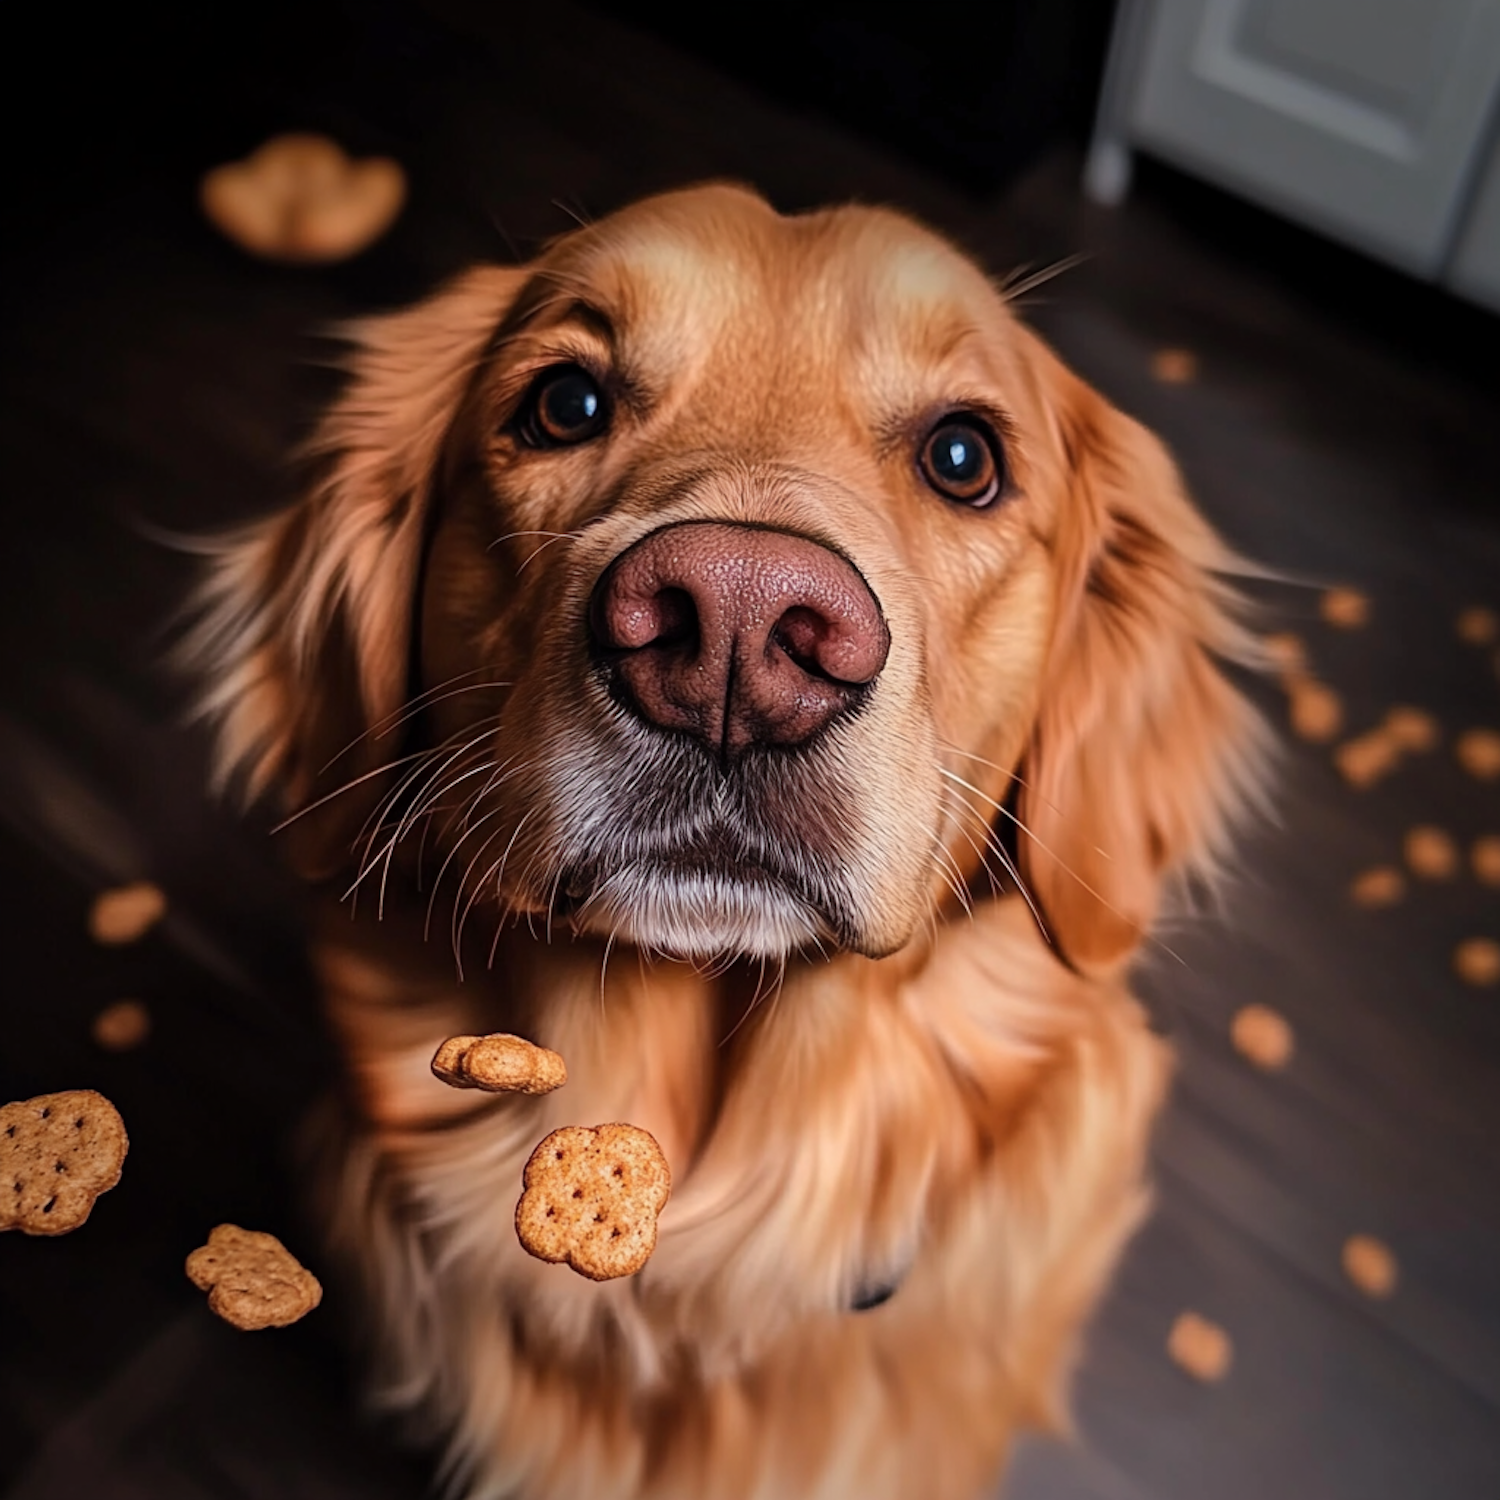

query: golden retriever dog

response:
[186,183,1266,1499]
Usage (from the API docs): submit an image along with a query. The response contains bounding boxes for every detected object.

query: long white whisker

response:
[938,773,1051,939]
[450,826,517,980]
[368,735,498,918]
[269,745,433,834]
[425,804,508,940]
[940,766,1189,967]
[317,669,509,774]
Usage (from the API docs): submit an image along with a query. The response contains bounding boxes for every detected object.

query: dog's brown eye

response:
[918,418,1002,508]
[519,366,608,447]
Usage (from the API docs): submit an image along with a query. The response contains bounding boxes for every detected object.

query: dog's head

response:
[190,184,1264,974]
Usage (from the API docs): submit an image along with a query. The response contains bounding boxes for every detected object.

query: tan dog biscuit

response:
[92,999,151,1051]
[89,882,167,945]
[1405,826,1458,881]
[186,1224,323,1329]
[1288,679,1342,742]
[1350,866,1405,908]
[1,1090,128,1235]
[431,1034,567,1094]
[1457,607,1498,645]
[1382,706,1438,754]
[1457,729,1500,781]
[201,134,406,264]
[1167,1311,1232,1382]
[1342,1234,1398,1299]
[1230,1004,1294,1070]
[1472,836,1500,887]
[1321,587,1369,628]
[516,1124,671,1281]
[1334,731,1400,789]
[1454,938,1500,987]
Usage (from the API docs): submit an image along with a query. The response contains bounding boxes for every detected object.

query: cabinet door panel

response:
[1128,0,1500,274]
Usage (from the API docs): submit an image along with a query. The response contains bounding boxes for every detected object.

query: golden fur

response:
[185,184,1267,1499]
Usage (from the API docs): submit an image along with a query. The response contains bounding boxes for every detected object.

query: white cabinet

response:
[1089,0,1500,308]
[1450,136,1500,307]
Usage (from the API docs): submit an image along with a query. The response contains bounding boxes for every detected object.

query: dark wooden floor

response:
[3,3,1499,1497]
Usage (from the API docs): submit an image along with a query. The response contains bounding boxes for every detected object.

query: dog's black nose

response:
[849,1279,900,1312]
[589,521,890,763]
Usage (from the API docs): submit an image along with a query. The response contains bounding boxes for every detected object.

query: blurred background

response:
[2,1,1500,1496]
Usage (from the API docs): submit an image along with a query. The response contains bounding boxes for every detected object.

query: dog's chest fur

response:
[306,889,1166,1499]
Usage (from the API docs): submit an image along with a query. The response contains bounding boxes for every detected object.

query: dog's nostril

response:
[590,578,698,654]
[771,606,824,673]
[652,588,697,649]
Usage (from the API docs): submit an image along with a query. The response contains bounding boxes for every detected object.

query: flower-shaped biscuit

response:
[515,1124,670,1281]
[200,134,406,264]
[1,1090,128,1235]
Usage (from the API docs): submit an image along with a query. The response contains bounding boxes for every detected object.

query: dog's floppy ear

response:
[184,266,526,879]
[1015,350,1268,974]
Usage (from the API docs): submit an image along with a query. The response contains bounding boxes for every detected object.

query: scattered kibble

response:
[1382,706,1439,754]
[1334,732,1400,789]
[1288,679,1342,742]
[1350,866,1405,909]
[88,883,167,946]
[1454,938,1500,987]
[1230,1004,1294,1070]
[1261,632,1306,677]
[1404,826,1459,881]
[1342,1234,1398,1299]
[1472,836,1500,887]
[1151,348,1197,385]
[1321,588,1370,628]
[1167,1311,1232,1383]
[1456,607,1498,646]
[1456,729,1500,781]
[92,1000,151,1052]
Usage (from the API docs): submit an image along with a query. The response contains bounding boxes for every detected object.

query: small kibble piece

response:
[431,1034,567,1094]
[1350,866,1405,909]
[0,1090,128,1235]
[1342,1234,1398,1299]
[1334,731,1400,789]
[1454,938,1500,987]
[1321,587,1370,628]
[1456,607,1499,646]
[1405,826,1459,881]
[1261,632,1306,678]
[186,1224,323,1329]
[1151,348,1197,385]
[92,999,151,1052]
[1288,679,1342,742]
[88,882,166,945]
[1471,836,1500,887]
[1456,729,1500,781]
[1167,1311,1232,1383]
[516,1123,671,1281]
[1382,706,1439,754]
[1230,1004,1294,1070]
